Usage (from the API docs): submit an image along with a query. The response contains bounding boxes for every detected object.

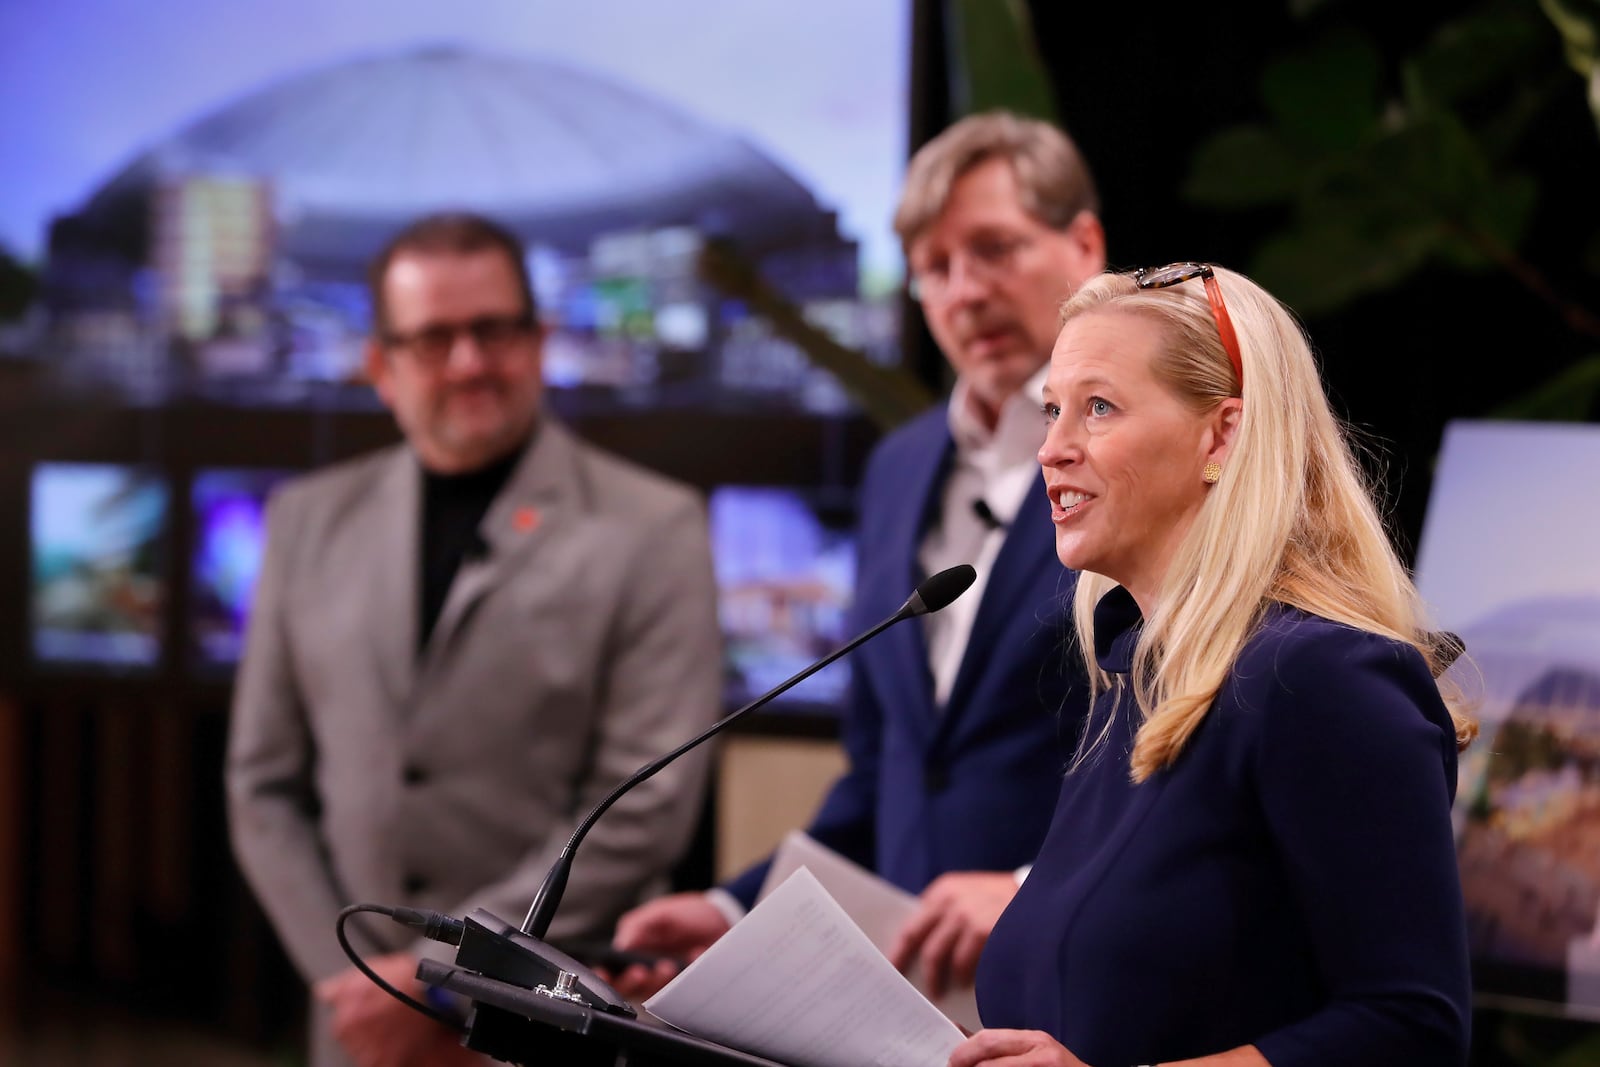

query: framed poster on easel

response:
[1415,419,1600,1019]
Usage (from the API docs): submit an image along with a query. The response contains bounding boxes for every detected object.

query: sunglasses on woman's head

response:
[1133,263,1243,391]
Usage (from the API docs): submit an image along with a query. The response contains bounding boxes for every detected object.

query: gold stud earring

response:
[1202,462,1222,485]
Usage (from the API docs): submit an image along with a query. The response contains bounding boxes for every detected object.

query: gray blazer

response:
[225,419,722,1039]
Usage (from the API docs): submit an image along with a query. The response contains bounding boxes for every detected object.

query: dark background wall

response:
[1018,0,1600,560]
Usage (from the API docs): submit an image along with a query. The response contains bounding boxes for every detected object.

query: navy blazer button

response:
[924,764,949,793]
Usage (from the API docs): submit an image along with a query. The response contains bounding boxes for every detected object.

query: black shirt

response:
[418,447,521,650]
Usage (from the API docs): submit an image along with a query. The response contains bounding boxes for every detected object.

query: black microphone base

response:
[418,956,794,1067]
[451,907,634,1018]
[461,1000,617,1067]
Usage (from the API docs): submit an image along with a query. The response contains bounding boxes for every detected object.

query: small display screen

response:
[1415,419,1600,1014]
[709,485,856,713]
[190,467,297,668]
[30,462,170,668]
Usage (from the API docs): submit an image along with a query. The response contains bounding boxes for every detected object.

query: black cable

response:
[335,902,467,1032]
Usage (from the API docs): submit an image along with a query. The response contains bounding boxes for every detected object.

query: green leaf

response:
[1249,222,1438,316]
[1260,31,1384,153]
[1335,114,1534,268]
[1584,226,1600,277]
[1434,171,1539,269]
[1540,0,1600,72]
[950,0,1058,121]
[1489,352,1600,420]
[1183,125,1304,207]
[1180,1,1600,343]
[1366,114,1497,220]
[1546,1026,1600,1067]
[1474,69,1570,159]
[1297,153,1425,232]
[1540,0,1600,136]
[1405,6,1550,110]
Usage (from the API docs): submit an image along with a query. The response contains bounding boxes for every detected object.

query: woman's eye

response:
[1041,403,1060,422]
[1089,398,1113,417]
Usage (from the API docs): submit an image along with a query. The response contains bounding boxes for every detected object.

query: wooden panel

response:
[35,702,86,972]
[145,704,192,925]
[90,703,138,983]
[0,697,19,1000]
[714,734,846,883]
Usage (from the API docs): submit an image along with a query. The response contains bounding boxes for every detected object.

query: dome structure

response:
[74,45,835,269]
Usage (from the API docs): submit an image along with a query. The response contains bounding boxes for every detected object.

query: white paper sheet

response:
[645,867,965,1067]
[757,831,983,1032]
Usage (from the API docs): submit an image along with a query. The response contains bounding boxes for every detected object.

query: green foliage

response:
[1485,719,1570,782]
[1466,775,1494,823]
[1183,1,1591,324]
[1492,352,1600,418]
[1259,30,1381,154]
[1540,0,1600,137]
[1406,7,1549,110]
[948,0,1058,121]
[1546,1029,1600,1067]
[1490,1010,1600,1067]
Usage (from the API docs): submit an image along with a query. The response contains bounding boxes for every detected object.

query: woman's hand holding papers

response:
[949,1030,1091,1067]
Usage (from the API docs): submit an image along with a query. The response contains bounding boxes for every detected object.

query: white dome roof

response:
[79,45,832,266]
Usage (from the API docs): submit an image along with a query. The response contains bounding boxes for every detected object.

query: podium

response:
[419,909,791,1067]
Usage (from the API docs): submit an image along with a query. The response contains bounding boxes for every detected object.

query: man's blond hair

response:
[893,111,1100,250]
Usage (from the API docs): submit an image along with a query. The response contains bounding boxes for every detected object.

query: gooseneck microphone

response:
[518,563,977,939]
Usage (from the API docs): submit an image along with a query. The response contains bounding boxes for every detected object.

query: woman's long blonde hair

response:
[1062,268,1476,782]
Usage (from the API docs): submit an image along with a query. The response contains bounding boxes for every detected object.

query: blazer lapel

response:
[876,424,955,746]
[420,422,574,670]
[368,450,422,710]
[937,474,1062,739]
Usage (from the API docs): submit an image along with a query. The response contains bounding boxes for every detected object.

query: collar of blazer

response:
[469,418,586,559]
[376,417,584,686]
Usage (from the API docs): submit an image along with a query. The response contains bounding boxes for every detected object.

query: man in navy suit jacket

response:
[612,111,1107,998]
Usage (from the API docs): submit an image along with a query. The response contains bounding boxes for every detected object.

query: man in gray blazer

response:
[226,212,722,1067]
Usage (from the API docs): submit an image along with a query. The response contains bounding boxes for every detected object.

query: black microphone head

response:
[904,564,976,617]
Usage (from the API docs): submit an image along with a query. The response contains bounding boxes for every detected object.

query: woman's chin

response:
[1053,536,1094,574]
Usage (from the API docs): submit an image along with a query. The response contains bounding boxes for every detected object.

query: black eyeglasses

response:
[1133,263,1243,391]
[381,312,536,368]
[907,232,1034,304]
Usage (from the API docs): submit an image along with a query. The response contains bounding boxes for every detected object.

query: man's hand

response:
[314,952,462,1067]
[411,1024,491,1066]
[887,871,1018,999]
[948,1029,1090,1067]
[606,892,732,1000]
